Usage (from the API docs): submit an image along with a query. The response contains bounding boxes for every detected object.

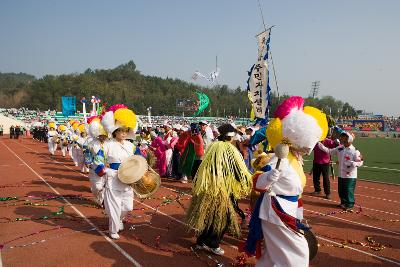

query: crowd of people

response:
[353,121,384,131]
[0,99,367,266]
[8,125,24,139]
[337,116,400,132]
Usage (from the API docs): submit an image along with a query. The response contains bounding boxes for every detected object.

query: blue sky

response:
[0,0,399,116]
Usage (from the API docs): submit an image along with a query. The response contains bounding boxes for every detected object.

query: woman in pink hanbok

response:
[151,136,167,177]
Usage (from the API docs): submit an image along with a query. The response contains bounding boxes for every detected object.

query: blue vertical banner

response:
[61,96,76,117]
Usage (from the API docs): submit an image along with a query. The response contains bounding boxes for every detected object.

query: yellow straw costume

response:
[186,141,252,237]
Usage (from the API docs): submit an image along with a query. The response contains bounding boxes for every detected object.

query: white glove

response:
[345,161,355,168]
[269,169,281,183]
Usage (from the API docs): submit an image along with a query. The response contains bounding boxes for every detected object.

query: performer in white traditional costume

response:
[93,104,138,239]
[67,119,77,159]
[58,125,69,157]
[86,116,109,205]
[73,123,89,173]
[70,121,81,166]
[248,96,328,267]
[47,122,58,155]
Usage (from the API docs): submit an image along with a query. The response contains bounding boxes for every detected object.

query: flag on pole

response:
[247,28,272,120]
[61,96,76,117]
[193,92,210,117]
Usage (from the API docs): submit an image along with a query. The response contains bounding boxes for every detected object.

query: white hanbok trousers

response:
[88,171,105,205]
[48,141,57,155]
[60,145,67,157]
[104,187,133,234]
[256,220,309,267]
[68,144,73,158]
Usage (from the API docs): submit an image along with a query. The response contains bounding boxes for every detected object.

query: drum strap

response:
[276,194,299,202]
[109,163,121,170]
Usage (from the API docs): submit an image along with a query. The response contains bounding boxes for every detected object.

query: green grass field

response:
[303,137,400,184]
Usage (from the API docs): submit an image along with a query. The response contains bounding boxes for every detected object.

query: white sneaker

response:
[180,176,188,183]
[110,233,120,239]
[208,246,224,256]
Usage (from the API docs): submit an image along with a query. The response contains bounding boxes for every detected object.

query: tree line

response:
[0,61,358,118]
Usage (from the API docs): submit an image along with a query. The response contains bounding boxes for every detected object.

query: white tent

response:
[0,114,27,134]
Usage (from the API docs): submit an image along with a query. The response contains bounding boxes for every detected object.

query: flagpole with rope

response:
[256,0,280,119]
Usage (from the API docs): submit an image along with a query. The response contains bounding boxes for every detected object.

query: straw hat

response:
[251,152,271,170]
[118,155,148,184]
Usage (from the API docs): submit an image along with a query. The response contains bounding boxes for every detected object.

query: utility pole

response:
[309,81,320,99]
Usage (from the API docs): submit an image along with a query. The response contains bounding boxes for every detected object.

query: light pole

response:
[147,107,152,124]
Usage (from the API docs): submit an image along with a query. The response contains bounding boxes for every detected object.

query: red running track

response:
[0,136,399,266]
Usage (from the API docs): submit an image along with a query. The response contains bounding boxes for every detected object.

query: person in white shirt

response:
[318,132,363,211]
[58,125,69,157]
[75,124,90,173]
[93,104,138,240]
[47,123,58,155]
[87,117,109,205]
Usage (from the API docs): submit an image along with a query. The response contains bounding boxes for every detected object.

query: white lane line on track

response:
[1,142,142,267]
[316,236,400,266]
[305,185,400,204]
[28,150,239,251]
[356,185,400,194]
[304,194,400,217]
[306,182,400,194]
[160,185,400,236]
[303,159,400,172]
[305,209,400,236]
[306,176,400,189]
[15,140,400,264]
[362,165,400,172]
[160,186,400,265]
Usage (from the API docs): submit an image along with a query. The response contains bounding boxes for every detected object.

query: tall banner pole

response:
[80,97,87,123]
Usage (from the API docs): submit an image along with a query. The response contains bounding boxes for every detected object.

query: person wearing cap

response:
[70,122,82,166]
[186,123,252,256]
[66,120,77,159]
[58,125,69,157]
[75,124,91,173]
[318,131,363,211]
[87,116,109,206]
[47,123,58,155]
[93,104,138,239]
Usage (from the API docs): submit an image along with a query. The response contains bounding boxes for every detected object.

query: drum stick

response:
[275,143,289,170]
[330,161,336,180]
